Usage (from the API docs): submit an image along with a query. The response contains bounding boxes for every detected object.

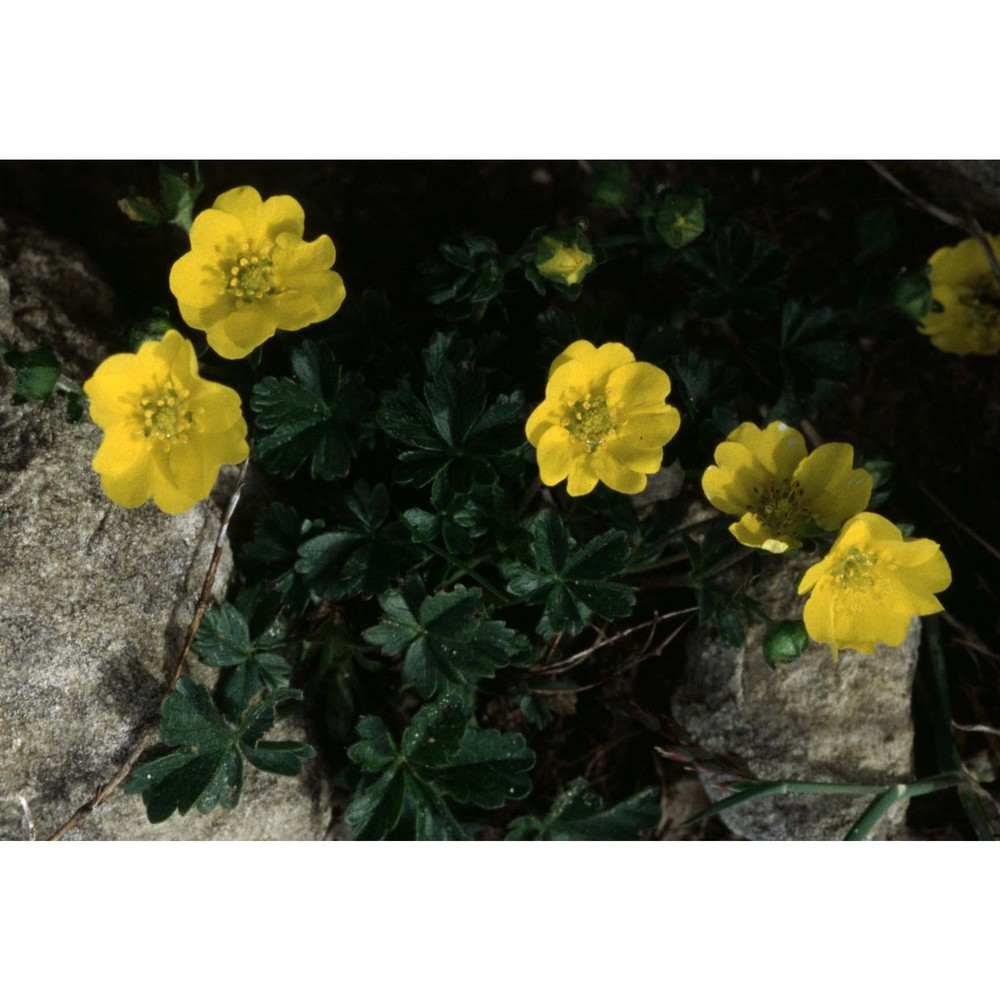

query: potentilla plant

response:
[5,162,992,842]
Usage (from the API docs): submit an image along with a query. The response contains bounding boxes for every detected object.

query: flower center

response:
[227,241,275,304]
[564,392,614,451]
[748,478,810,535]
[140,378,194,451]
[832,546,879,590]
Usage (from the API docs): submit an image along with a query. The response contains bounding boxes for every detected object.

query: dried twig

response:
[46,461,249,842]
[531,606,698,675]
[18,795,35,841]
[867,161,1000,288]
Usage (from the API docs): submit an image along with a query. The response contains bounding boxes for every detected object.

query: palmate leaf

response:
[240,502,325,602]
[376,345,525,490]
[502,510,635,638]
[126,679,314,823]
[250,340,371,480]
[192,602,292,721]
[365,581,529,697]
[685,224,785,317]
[294,482,416,601]
[506,778,661,840]
[345,694,535,841]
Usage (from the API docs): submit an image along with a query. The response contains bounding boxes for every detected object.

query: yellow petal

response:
[733,421,807,478]
[188,207,244,257]
[206,308,276,360]
[254,194,306,244]
[731,513,793,552]
[616,409,681,451]
[797,557,828,595]
[702,441,768,512]
[535,426,575,486]
[212,186,264,226]
[548,339,599,377]
[605,361,672,412]
[271,271,346,331]
[273,232,336,272]
[525,399,561,446]
[603,435,664,474]
[576,342,637,385]
[928,235,999,287]
[565,454,599,496]
[591,448,646,494]
[95,447,154,509]
[169,250,226,309]
[795,443,872,530]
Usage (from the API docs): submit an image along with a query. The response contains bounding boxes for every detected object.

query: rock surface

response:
[672,555,920,840]
[0,218,329,840]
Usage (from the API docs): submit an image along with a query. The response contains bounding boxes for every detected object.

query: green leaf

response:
[590,161,631,208]
[240,502,323,607]
[507,779,661,840]
[762,619,809,668]
[345,765,406,840]
[294,482,414,600]
[685,225,784,317]
[417,235,510,319]
[502,511,635,638]
[656,192,706,249]
[193,604,253,667]
[377,354,525,490]
[3,343,60,403]
[344,695,535,840]
[365,583,527,697]
[125,678,311,823]
[250,340,370,481]
[401,694,467,767]
[429,727,535,808]
[893,269,934,322]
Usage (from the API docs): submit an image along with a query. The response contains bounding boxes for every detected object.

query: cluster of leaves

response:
[61,162,970,839]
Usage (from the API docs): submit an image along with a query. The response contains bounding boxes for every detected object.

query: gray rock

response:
[672,555,920,840]
[885,160,1000,228]
[0,218,329,840]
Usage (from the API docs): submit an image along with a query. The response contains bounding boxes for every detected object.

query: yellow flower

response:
[536,236,595,287]
[797,513,951,657]
[169,185,346,360]
[525,340,680,496]
[702,421,873,554]
[920,234,1000,355]
[83,329,249,514]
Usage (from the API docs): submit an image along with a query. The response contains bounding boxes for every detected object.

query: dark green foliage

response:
[685,225,785,317]
[762,619,810,668]
[502,510,635,638]
[418,234,512,319]
[294,481,416,600]
[240,502,325,607]
[345,695,535,840]
[656,192,707,249]
[250,340,371,480]
[376,333,526,490]
[3,343,60,403]
[365,579,529,697]
[589,161,631,208]
[193,599,292,721]
[893,269,935,322]
[118,163,204,230]
[125,678,313,823]
[506,778,661,840]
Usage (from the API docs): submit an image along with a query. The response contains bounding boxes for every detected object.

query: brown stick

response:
[45,461,249,842]
[867,161,1000,287]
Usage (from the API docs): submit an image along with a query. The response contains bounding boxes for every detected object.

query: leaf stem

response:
[421,539,510,604]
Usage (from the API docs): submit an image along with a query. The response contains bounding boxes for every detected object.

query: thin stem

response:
[685,772,962,827]
[844,773,965,841]
[420,539,510,604]
[45,461,249,841]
